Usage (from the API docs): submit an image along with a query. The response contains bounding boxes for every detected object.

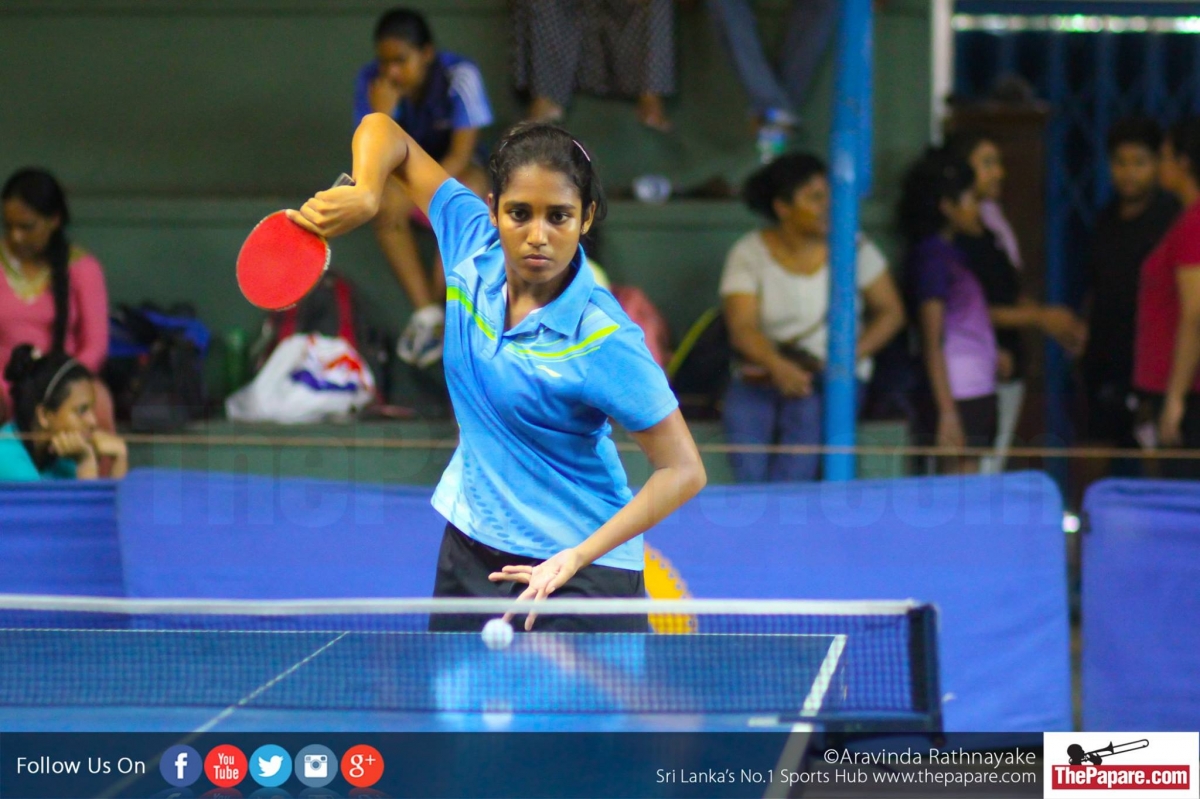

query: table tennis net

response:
[0,596,938,722]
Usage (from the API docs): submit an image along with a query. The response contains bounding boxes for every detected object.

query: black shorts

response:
[430,523,648,633]
[915,393,999,447]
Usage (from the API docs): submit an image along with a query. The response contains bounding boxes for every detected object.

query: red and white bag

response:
[225,334,375,424]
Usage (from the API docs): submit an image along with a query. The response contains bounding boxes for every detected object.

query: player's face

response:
[1159,140,1191,197]
[37,379,97,437]
[968,141,1005,201]
[2,198,60,262]
[491,165,594,287]
[777,175,830,237]
[1110,143,1158,203]
[376,38,435,94]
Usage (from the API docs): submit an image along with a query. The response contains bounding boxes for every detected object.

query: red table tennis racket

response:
[237,173,355,310]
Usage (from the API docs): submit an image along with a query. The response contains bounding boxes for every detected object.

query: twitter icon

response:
[249,745,292,788]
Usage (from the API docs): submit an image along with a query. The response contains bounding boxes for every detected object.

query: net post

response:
[907,604,943,733]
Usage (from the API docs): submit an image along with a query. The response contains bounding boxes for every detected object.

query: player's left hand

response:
[489,548,583,630]
[287,184,379,239]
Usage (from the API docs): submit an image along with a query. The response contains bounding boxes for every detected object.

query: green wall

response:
[127,418,908,484]
[1,0,932,398]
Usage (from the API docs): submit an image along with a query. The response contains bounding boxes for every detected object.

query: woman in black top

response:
[943,133,1088,471]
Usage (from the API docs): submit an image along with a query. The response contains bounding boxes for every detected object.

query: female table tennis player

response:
[289,114,706,632]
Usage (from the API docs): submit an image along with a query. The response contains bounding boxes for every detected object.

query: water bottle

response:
[224,327,247,393]
[633,174,672,204]
[756,124,789,165]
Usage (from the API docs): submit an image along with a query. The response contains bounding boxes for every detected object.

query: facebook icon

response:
[159,745,202,788]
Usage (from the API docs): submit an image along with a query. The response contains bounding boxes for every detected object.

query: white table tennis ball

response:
[482,618,514,651]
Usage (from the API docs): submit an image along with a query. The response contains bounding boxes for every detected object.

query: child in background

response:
[0,345,127,481]
[899,152,998,475]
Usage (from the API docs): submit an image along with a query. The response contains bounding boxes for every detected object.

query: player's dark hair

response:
[897,150,977,243]
[1165,117,1200,184]
[1107,117,1163,156]
[488,122,608,223]
[3,344,92,465]
[2,168,72,354]
[742,152,827,221]
[374,8,433,47]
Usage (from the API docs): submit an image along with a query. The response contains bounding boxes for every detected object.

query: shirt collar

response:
[488,246,595,337]
[536,246,595,337]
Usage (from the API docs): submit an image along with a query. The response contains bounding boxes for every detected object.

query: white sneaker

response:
[397,305,445,368]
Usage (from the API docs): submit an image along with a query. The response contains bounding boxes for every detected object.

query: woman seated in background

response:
[899,151,998,475]
[1,168,113,429]
[355,7,494,368]
[720,152,905,482]
[0,345,127,481]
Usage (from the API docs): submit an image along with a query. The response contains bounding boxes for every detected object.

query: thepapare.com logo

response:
[1044,732,1198,797]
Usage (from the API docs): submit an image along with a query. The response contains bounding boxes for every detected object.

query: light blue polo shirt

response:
[428,179,678,570]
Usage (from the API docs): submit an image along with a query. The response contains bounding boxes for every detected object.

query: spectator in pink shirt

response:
[1,169,113,430]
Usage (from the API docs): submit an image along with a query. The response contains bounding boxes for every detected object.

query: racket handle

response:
[332,173,356,188]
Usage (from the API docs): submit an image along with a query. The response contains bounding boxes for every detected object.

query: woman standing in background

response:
[899,151,998,475]
[1133,118,1200,478]
[943,133,1087,472]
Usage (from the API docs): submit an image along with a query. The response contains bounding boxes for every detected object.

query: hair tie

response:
[43,357,79,404]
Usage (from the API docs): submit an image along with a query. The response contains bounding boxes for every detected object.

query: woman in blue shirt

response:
[290,114,706,631]
[355,8,495,369]
[0,345,127,481]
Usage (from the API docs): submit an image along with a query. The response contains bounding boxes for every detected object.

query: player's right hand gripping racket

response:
[236,173,355,310]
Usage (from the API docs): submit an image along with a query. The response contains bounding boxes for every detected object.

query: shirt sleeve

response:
[910,241,950,304]
[447,61,494,130]
[68,252,109,372]
[855,238,888,289]
[428,178,498,273]
[1172,208,1200,269]
[581,323,679,432]
[718,235,763,297]
[0,435,41,481]
[353,62,379,126]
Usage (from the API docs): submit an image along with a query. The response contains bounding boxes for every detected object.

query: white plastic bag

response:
[225,334,375,424]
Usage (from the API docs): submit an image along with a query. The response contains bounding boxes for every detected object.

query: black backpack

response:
[105,304,209,432]
[666,307,731,419]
